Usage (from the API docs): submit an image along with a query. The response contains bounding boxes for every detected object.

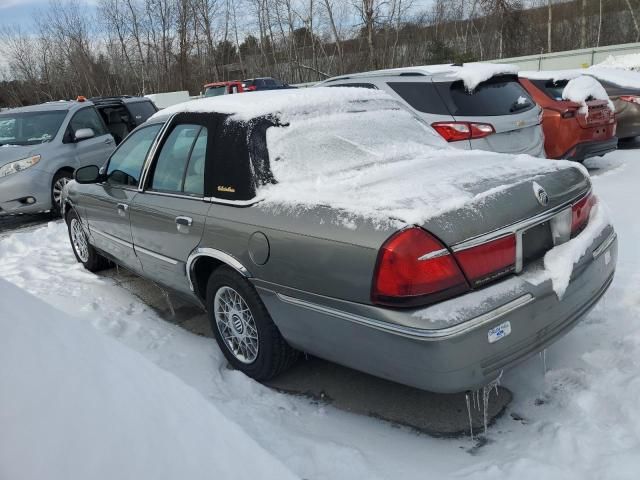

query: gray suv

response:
[318,64,546,157]
[63,88,616,393]
[0,100,115,216]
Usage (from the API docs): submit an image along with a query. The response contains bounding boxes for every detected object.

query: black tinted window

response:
[436,76,535,116]
[596,79,638,96]
[387,82,450,114]
[329,83,378,90]
[127,101,157,125]
[107,124,162,187]
[70,108,108,135]
[530,79,569,101]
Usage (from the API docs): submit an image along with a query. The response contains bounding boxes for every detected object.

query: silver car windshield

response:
[0,110,68,146]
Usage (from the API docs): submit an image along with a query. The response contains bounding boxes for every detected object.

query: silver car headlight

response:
[0,155,41,178]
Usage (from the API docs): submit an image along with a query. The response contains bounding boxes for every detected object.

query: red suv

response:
[519,75,617,160]
[203,81,245,97]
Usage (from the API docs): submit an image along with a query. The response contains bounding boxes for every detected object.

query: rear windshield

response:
[127,101,157,125]
[595,79,640,96]
[205,86,227,97]
[435,76,535,116]
[530,79,569,101]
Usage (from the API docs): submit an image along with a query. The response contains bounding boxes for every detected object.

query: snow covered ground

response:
[1,149,639,479]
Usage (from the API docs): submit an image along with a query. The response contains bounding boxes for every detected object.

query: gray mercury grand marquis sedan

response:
[62,88,617,393]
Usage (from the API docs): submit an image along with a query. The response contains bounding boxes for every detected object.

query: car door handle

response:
[117,203,128,217]
[104,138,114,145]
[175,216,192,233]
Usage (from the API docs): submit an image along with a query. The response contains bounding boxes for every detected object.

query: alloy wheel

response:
[70,217,89,263]
[53,176,70,209]
[214,286,259,364]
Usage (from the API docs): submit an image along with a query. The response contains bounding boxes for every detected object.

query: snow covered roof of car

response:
[0,100,81,114]
[322,62,520,91]
[150,87,397,122]
[521,67,640,90]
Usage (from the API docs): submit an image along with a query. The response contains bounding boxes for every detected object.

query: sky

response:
[0,0,435,31]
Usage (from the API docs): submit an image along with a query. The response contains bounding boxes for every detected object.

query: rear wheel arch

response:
[188,249,252,303]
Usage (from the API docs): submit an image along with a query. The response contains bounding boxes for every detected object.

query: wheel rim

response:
[53,176,70,208]
[70,218,89,263]
[214,286,259,364]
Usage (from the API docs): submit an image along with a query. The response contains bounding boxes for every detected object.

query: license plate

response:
[488,321,512,344]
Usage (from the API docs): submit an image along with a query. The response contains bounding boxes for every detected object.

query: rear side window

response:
[127,101,157,125]
[386,82,450,114]
[435,76,535,116]
[151,123,207,196]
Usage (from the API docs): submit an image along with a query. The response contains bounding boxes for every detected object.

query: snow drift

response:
[0,277,297,480]
[561,75,615,114]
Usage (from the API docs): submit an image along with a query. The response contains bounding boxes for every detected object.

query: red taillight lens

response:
[571,193,597,236]
[372,228,468,307]
[620,95,640,105]
[431,122,495,142]
[453,235,516,287]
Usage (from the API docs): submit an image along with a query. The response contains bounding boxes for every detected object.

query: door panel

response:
[73,135,115,169]
[130,194,210,293]
[83,185,141,271]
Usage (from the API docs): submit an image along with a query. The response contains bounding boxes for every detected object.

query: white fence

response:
[489,42,640,71]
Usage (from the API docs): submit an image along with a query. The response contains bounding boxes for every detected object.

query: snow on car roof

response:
[329,62,519,91]
[521,67,640,89]
[151,87,395,122]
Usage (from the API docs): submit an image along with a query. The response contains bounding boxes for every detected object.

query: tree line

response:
[0,0,638,107]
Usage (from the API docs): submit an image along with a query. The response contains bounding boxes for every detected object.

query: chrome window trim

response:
[141,190,206,201]
[418,249,449,261]
[91,228,133,249]
[134,245,179,265]
[276,292,535,341]
[186,247,252,292]
[138,115,177,192]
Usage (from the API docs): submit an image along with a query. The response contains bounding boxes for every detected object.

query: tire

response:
[65,208,109,272]
[52,170,73,216]
[206,266,298,380]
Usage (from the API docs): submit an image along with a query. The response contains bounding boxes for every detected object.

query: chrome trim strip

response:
[451,189,591,253]
[141,190,205,201]
[186,247,252,292]
[134,245,179,265]
[418,249,449,261]
[138,115,177,192]
[91,228,134,249]
[592,231,617,260]
[276,293,535,341]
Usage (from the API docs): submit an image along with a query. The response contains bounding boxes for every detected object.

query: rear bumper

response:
[258,227,617,393]
[564,137,618,161]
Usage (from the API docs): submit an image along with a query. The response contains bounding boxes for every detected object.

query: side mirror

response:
[74,128,95,142]
[75,165,101,184]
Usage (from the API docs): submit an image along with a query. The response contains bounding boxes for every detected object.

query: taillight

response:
[453,235,516,287]
[372,228,468,307]
[431,122,495,142]
[571,192,597,236]
[620,95,640,105]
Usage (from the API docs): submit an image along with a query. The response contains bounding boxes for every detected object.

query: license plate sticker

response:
[488,321,512,344]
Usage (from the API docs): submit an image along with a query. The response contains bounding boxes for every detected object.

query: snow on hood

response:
[562,75,615,114]
[151,87,395,122]
[0,277,297,480]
